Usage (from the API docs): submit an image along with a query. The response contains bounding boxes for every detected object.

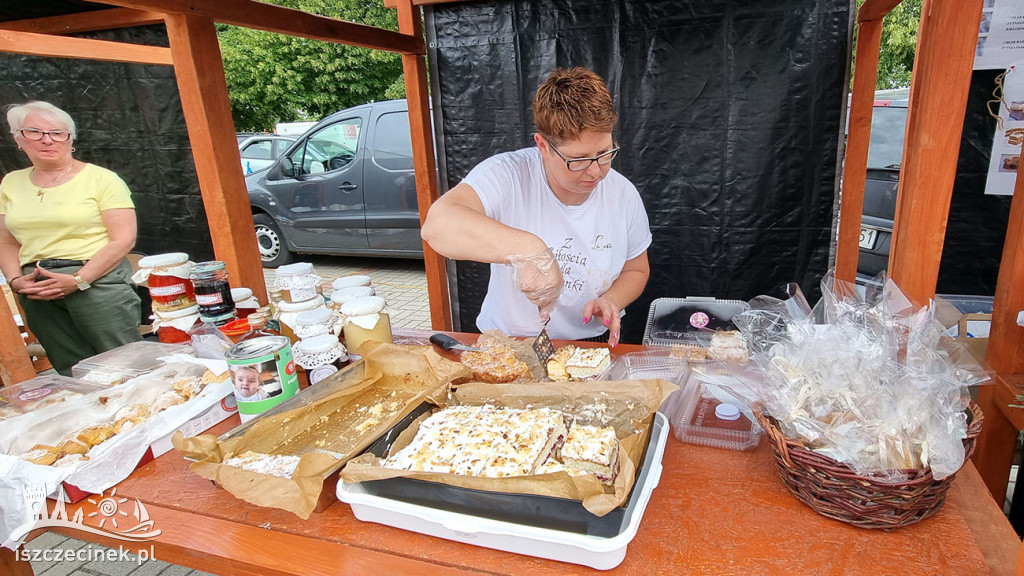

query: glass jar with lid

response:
[293,306,337,340]
[275,262,322,303]
[136,252,195,314]
[329,286,375,310]
[331,275,372,292]
[338,295,392,357]
[190,261,235,318]
[231,287,260,318]
[277,298,327,342]
[293,334,348,386]
[153,304,200,344]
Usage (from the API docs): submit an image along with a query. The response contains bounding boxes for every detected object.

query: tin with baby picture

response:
[225,336,299,423]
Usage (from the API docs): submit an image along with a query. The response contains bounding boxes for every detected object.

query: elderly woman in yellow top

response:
[0,101,141,375]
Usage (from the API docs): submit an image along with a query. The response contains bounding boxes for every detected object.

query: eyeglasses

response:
[547,140,619,172]
[19,128,71,142]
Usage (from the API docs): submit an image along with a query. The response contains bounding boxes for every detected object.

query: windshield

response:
[867,106,908,170]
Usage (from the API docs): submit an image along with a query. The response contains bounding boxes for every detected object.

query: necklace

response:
[33,162,75,201]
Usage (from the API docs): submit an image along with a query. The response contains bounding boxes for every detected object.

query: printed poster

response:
[975,0,1024,70]
[985,63,1024,195]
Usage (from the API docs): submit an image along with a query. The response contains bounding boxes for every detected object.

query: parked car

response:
[246,99,424,267]
[857,97,908,285]
[238,134,296,175]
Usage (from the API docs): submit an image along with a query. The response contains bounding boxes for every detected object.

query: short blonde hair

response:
[532,67,617,144]
[6,101,76,140]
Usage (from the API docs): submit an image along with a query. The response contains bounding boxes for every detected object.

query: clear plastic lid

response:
[71,341,191,385]
[330,286,374,305]
[667,372,762,451]
[0,374,108,415]
[138,252,189,269]
[332,275,372,290]
[643,297,750,347]
[339,295,386,316]
[277,262,315,277]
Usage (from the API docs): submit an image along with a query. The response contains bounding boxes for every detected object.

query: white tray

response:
[338,412,668,570]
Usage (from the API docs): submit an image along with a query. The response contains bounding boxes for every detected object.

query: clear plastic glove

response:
[507,249,563,322]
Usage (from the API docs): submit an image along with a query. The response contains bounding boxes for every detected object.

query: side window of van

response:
[287,119,362,175]
[372,112,413,171]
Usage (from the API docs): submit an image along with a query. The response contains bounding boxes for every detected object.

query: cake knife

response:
[429,333,482,352]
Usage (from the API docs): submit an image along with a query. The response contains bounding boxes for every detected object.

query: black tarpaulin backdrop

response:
[429,0,850,342]
[0,25,214,263]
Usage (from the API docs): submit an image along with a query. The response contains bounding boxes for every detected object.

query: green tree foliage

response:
[852,0,922,90]
[218,0,406,131]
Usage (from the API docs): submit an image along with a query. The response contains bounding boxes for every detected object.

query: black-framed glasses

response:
[19,128,71,142]
[547,140,619,172]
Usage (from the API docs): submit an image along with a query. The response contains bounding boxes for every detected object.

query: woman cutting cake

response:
[422,67,651,346]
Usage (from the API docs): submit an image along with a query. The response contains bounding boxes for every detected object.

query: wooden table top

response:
[15,331,1021,576]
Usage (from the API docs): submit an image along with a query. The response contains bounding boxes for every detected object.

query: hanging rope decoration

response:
[987,65,1015,131]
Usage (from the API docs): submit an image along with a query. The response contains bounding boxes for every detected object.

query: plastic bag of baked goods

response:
[733,271,991,480]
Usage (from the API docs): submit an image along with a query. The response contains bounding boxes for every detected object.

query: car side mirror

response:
[280,158,299,178]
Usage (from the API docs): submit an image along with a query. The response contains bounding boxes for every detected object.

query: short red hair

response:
[532,67,617,144]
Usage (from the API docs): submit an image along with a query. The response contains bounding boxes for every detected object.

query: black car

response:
[857,98,908,284]
[246,99,424,267]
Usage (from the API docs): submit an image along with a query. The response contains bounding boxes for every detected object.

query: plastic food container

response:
[71,341,191,385]
[666,369,762,451]
[0,374,109,422]
[642,296,750,348]
[338,296,392,355]
[338,412,669,570]
[275,262,322,303]
[137,252,196,314]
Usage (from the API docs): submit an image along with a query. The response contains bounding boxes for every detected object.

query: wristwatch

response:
[73,273,91,291]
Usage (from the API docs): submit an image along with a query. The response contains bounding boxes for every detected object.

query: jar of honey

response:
[338,295,392,357]
[293,306,336,340]
[329,286,374,310]
[275,262,322,303]
[293,334,348,386]
[277,298,326,343]
[137,253,195,314]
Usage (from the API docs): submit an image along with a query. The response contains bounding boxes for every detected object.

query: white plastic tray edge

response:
[338,412,669,571]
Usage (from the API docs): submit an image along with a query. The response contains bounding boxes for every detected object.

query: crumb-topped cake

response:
[565,347,611,380]
[546,345,577,381]
[707,330,748,363]
[460,344,530,383]
[223,451,301,478]
[385,405,567,478]
[560,423,619,485]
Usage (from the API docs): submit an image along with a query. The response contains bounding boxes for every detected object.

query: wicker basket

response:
[755,402,983,530]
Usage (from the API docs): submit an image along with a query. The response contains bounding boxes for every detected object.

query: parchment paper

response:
[341,378,677,516]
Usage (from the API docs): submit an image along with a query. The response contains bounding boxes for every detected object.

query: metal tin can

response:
[224,336,299,423]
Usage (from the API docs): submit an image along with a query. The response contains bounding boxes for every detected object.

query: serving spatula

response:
[532,318,555,364]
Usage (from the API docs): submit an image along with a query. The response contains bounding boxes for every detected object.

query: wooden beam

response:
[96,0,423,55]
[384,0,476,7]
[0,28,172,65]
[887,0,983,304]
[164,14,268,305]
[986,162,1024,374]
[396,0,452,331]
[0,547,32,576]
[0,290,35,386]
[858,0,904,22]
[0,8,164,35]
[835,18,885,283]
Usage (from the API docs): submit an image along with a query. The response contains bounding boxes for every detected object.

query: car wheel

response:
[253,213,295,268]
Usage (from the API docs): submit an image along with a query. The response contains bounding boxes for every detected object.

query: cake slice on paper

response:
[565,347,611,380]
[561,423,619,485]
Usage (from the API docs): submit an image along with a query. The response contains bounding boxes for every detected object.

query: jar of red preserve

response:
[137,253,196,314]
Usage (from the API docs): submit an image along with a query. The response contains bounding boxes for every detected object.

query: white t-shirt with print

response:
[463,147,652,340]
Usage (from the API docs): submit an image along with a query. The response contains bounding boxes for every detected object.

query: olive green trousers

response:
[18,259,141,376]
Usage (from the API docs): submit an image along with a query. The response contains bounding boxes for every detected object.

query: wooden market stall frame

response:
[0,0,454,388]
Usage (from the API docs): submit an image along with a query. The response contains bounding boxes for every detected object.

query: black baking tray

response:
[360,404,662,537]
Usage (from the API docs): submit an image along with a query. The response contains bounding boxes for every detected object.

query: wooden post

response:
[835,17,885,282]
[887,0,983,302]
[0,290,34,386]
[164,14,268,305]
[396,0,452,330]
[975,148,1024,503]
